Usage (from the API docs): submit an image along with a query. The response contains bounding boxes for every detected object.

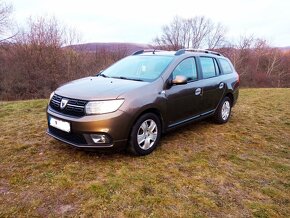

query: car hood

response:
[55,76,149,100]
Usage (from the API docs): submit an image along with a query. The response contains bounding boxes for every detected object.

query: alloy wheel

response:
[137,119,158,150]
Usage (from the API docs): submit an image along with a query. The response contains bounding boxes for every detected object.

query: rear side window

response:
[172,57,198,81]
[219,59,233,74]
[200,57,218,79]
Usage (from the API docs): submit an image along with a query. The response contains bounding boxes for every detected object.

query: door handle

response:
[219,82,224,89]
[195,88,202,96]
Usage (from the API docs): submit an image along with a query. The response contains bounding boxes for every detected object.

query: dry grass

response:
[0,89,289,217]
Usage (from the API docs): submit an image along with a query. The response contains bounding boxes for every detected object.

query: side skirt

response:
[166,109,215,132]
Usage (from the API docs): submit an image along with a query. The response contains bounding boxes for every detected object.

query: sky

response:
[11,0,290,46]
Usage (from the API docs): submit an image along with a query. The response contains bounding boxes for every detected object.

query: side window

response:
[219,58,233,74]
[200,57,217,79]
[172,58,197,81]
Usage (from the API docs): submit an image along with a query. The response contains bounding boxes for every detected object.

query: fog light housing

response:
[91,134,110,144]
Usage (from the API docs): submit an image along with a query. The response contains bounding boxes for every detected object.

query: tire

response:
[128,113,161,156]
[214,97,232,124]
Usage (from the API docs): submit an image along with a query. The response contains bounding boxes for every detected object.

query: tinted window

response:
[172,57,197,81]
[200,57,217,79]
[219,59,233,74]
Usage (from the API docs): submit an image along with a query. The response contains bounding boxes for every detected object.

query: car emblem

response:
[60,98,69,109]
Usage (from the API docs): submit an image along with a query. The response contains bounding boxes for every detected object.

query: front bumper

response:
[46,106,132,149]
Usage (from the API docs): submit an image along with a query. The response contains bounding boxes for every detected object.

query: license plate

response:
[49,117,71,133]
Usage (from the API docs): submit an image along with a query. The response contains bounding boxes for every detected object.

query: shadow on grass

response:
[48,118,214,159]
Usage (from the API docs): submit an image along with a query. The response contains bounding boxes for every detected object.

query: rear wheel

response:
[128,113,161,156]
[214,97,232,124]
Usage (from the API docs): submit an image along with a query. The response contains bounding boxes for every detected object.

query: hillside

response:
[66,42,153,54]
[66,42,290,54]
[279,46,290,52]
[0,89,289,217]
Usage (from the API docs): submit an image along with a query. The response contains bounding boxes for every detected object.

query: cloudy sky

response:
[12,0,290,46]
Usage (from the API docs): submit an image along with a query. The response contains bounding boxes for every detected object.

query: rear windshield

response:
[101,55,174,82]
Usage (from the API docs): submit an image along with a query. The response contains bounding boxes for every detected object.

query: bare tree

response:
[0,1,14,42]
[265,48,280,76]
[17,16,66,47]
[4,16,82,98]
[206,22,227,49]
[154,16,227,50]
[188,16,211,48]
[218,35,290,87]
[277,51,290,87]
[153,16,185,50]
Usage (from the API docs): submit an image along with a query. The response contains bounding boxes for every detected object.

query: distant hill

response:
[66,42,153,54]
[278,46,290,52]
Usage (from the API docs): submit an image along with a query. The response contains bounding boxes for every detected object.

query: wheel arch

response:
[224,92,234,106]
[128,107,165,140]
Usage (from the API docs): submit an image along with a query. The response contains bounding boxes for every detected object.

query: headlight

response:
[85,99,124,115]
[49,91,55,102]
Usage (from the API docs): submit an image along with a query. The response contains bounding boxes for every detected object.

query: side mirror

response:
[171,75,187,85]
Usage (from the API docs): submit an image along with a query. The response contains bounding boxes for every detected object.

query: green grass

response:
[0,89,290,217]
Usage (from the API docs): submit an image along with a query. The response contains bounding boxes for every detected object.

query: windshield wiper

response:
[112,76,143,82]
[98,73,110,78]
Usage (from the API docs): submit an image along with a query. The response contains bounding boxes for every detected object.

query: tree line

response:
[0,1,289,100]
[154,16,290,88]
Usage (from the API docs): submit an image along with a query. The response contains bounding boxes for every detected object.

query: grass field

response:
[0,89,289,217]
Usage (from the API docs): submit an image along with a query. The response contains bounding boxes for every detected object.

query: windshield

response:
[101,55,174,82]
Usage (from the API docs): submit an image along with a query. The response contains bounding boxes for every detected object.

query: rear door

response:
[198,56,225,114]
[166,57,203,125]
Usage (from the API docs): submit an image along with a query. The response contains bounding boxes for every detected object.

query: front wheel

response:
[214,97,232,124]
[128,113,161,156]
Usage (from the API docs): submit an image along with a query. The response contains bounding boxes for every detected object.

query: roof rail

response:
[132,49,165,55]
[175,48,223,56]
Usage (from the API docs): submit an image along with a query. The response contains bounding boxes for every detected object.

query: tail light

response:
[235,73,240,89]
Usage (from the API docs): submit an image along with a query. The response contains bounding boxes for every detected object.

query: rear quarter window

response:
[219,59,233,74]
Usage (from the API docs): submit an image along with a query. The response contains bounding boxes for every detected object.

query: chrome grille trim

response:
[49,94,88,117]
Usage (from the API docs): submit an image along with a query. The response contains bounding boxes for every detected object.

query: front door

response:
[165,57,203,125]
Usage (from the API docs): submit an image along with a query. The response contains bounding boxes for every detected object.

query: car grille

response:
[48,126,87,145]
[49,94,87,117]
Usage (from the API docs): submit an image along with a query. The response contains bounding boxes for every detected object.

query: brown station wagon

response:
[47,49,239,155]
